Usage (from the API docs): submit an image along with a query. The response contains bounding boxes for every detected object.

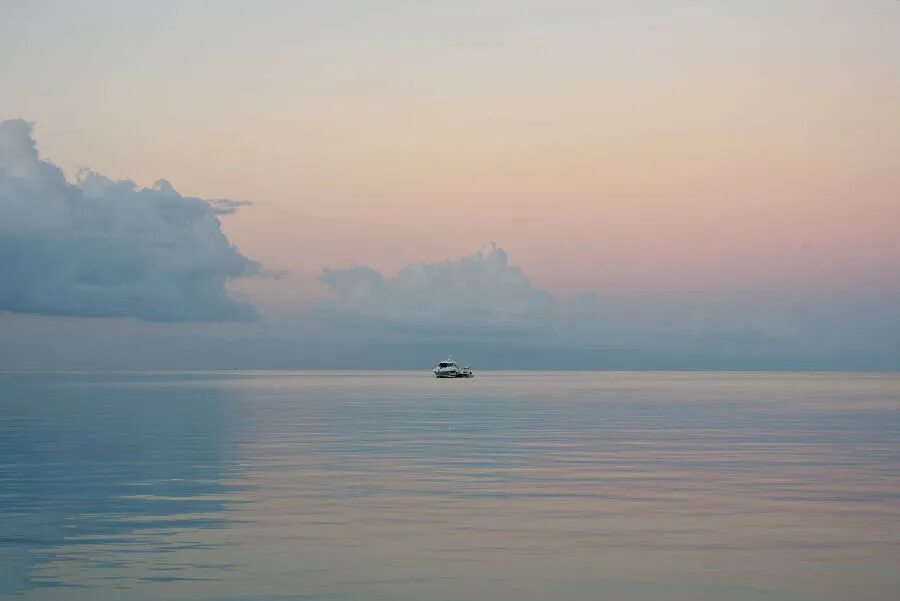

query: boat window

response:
[439,363,449,368]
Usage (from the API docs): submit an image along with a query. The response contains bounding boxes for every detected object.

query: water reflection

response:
[0,372,248,595]
[1,371,899,601]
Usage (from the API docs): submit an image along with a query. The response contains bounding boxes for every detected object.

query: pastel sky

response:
[1,0,898,369]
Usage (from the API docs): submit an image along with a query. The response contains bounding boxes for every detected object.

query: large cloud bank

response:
[321,243,552,328]
[0,119,260,321]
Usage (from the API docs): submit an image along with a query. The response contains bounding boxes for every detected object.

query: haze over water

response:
[1,371,898,601]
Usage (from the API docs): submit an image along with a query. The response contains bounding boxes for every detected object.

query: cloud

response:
[0,118,261,321]
[208,198,253,215]
[320,243,553,328]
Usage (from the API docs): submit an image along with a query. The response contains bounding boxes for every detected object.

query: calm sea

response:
[1,371,898,601]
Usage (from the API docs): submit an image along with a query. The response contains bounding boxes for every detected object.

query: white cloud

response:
[0,119,261,321]
[320,243,552,328]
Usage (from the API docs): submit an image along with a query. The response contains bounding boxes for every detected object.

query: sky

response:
[0,0,898,370]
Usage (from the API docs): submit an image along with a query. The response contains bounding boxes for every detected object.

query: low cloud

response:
[0,118,261,321]
[320,243,553,328]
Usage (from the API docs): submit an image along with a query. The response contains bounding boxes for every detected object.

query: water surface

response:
[1,371,899,600]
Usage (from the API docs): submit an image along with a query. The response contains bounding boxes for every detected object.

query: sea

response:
[1,371,898,601]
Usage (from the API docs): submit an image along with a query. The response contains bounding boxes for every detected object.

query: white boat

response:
[433,358,474,378]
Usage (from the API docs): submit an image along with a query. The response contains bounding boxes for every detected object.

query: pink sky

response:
[2,1,897,311]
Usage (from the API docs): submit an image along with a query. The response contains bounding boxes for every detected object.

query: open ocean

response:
[1,370,898,601]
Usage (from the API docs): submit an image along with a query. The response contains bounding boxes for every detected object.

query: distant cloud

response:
[0,118,261,321]
[320,243,553,328]
[208,198,253,215]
